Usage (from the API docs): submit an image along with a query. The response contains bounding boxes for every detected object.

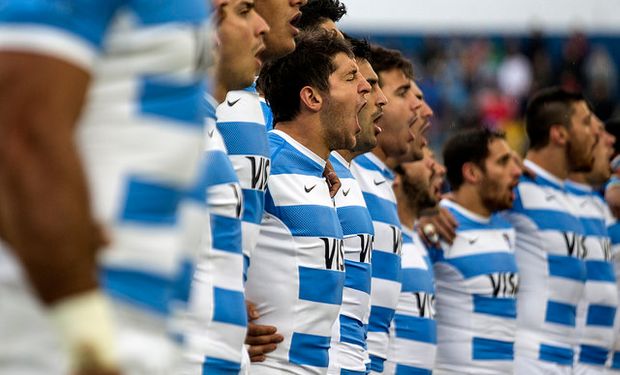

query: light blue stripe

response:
[339,314,366,348]
[340,369,367,375]
[119,176,182,226]
[344,259,371,293]
[202,356,241,375]
[586,260,616,282]
[213,287,247,327]
[298,266,345,305]
[261,100,274,131]
[401,268,434,294]
[330,155,354,178]
[578,344,609,365]
[612,351,620,369]
[0,0,121,48]
[393,314,436,344]
[264,200,343,238]
[443,252,517,279]
[269,134,324,175]
[581,217,608,237]
[241,189,265,225]
[518,208,583,233]
[586,304,617,327]
[446,208,513,232]
[217,122,270,156]
[547,254,586,281]
[139,77,205,128]
[129,0,208,25]
[289,332,331,368]
[609,222,620,245]
[472,337,513,360]
[395,364,432,375]
[101,266,171,315]
[337,206,374,236]
[368,305,395,333]
[371,250,402,282]
[473,295,517,319]
[545,300,577,326]
[211,215,241,254]
[204,151,239,187]
[369,354,386,373]
[364,193,400,226]
[354,154,394,181]
[538,343,574,365]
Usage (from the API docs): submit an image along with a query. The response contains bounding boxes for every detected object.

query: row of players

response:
[0,0,618,375]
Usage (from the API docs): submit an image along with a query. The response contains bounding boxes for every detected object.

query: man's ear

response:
[300,86,323,113]
[549,124,568,147]
[462,162,481,185]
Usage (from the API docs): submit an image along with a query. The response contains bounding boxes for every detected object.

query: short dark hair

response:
[443,127,506,190]
[525,87,586,150]
[368,45,414,84]
[345,34,371,61]
[258,30,353,123]
[295,0,347,31]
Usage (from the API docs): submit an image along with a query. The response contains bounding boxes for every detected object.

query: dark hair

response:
[258,30,353,123]
[368,44,414,83]
[443,127,506,190]
[295,0,347,31]
[525,86,585,150]
[345,34,371,61]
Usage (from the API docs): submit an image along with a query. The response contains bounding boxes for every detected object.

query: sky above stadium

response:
[339,0,620,34]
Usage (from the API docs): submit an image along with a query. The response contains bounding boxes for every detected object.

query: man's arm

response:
[0,52,117,372]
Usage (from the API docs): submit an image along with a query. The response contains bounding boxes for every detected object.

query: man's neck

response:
[451,186,491,218]
[526,147,569,180]
[568,172,587,184]
[371,147,391,168]
[276,119,330,160]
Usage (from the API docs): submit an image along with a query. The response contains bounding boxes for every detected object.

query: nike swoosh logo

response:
[227,98,241,107]
[207,128,215,138]
[342,188,351,196]
[545,194,556,201]
[468,237,478,245]
[304,184,317,193]
[374,179,386,186]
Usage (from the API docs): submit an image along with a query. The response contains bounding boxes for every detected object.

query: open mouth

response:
[289,12,302,34]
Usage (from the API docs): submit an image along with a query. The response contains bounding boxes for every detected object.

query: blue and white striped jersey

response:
[351,153,403,373]
[606,211,620,372]
[385,227,436,375]
[503,160,586,367]
[245,130,345,374]
[0,1,212,317]
[179,95,247,374]
[216,84,271,279]
[327,151,374,375]
[434,199,518,374]
[565,180,617,372]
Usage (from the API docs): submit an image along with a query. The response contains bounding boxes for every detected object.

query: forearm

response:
[0,52,99,305]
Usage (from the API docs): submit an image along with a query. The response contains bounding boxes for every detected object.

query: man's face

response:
[255,0,307,62]
[217,0,269,90]
[587,117,616,186]
[376,69,422,159]
[478,139,522,212]
[321,53,370,151]
[352,59,387,153]
[567,100,598,172]
[408,80,433,161]
[399,148,438,212]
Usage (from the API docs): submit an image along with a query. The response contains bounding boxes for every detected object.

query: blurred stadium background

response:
[341,0,620,156]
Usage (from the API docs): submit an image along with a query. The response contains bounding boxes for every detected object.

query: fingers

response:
[246,300,259,321]
[246,323,278,340]
[327,173,341,198]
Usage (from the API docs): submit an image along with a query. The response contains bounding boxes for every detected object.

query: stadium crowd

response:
[1,1,619,375]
